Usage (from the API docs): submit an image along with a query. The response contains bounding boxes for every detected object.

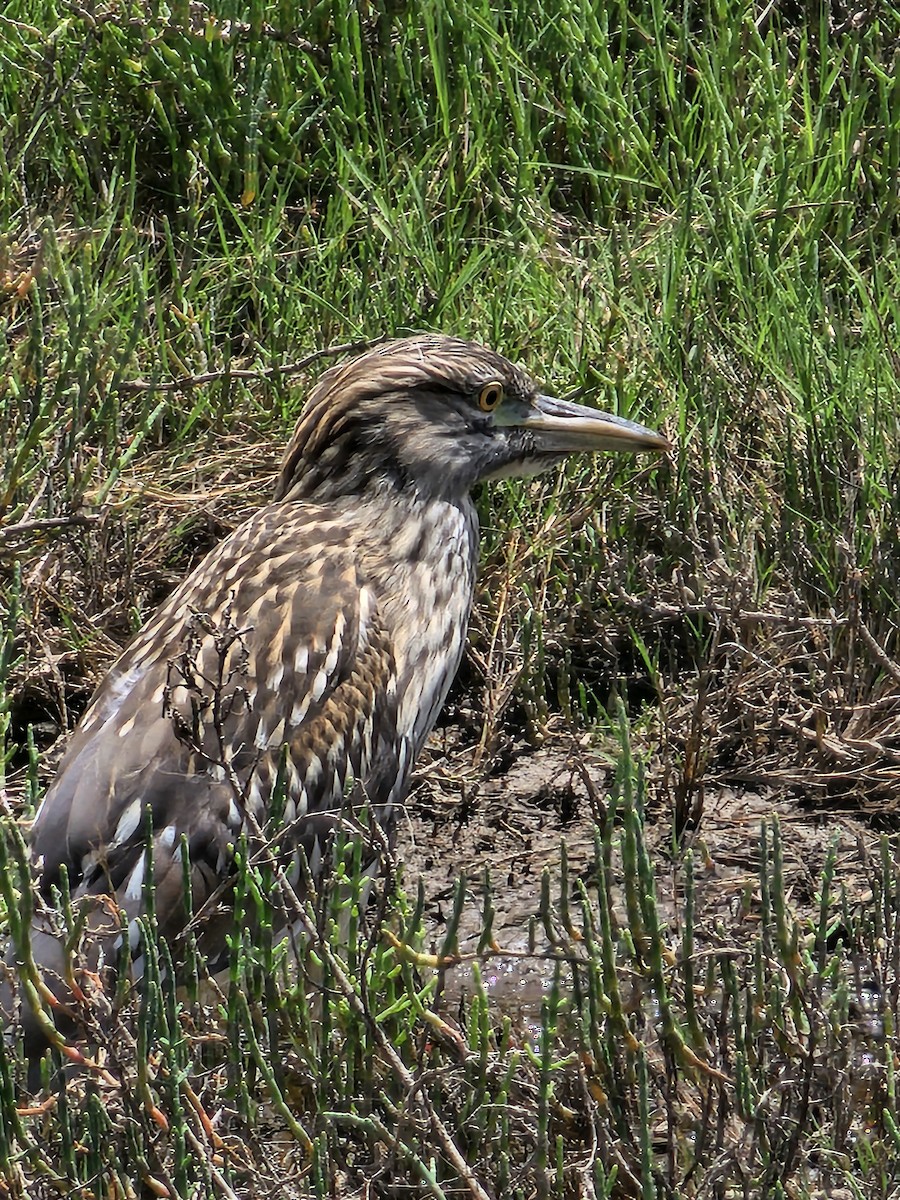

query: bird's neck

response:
[354,488,479,754]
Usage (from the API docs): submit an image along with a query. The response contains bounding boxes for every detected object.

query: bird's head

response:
[275,335,669,503]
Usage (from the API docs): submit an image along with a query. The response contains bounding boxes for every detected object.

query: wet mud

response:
[397,737,885,1023]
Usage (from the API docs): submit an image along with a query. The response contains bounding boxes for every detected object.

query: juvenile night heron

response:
[7,334,667,1050]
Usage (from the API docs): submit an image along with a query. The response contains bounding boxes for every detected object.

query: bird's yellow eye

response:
[477,382,504,412]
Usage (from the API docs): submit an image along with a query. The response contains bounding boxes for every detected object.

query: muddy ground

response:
[395,724,886,1026]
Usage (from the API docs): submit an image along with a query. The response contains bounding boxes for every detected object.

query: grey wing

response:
[29,507,408,941]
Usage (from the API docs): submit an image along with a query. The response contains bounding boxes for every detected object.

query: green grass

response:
[2,712,899,1197]
[3,0,900,1194]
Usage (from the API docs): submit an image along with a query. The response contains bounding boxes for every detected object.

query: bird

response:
[4,333,667,1055]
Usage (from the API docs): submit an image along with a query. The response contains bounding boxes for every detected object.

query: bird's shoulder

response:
[74,501,379,737]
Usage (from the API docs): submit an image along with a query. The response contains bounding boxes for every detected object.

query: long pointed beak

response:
[519,394,669,454]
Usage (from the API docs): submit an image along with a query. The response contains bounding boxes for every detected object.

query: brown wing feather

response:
[30,501,404,940]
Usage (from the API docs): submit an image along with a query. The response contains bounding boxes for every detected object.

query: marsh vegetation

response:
[2,1,900,1195]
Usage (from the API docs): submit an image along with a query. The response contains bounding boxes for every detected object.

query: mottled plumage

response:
[5,334,667,1051]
